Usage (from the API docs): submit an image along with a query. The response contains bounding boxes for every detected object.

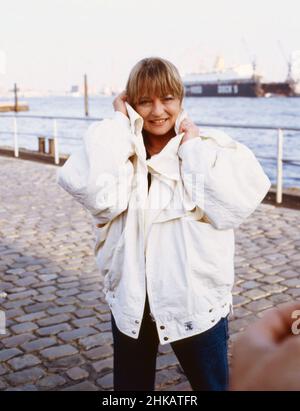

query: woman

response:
[57,57,271,391]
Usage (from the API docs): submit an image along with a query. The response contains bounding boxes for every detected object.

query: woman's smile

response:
[148,118,169,126]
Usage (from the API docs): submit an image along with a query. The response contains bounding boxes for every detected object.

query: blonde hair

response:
[126,57,184,107]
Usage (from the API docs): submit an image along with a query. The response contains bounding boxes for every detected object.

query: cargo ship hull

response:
[184,80,263,97]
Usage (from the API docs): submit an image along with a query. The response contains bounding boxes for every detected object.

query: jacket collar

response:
[125,102,144,135]
[125,102,188,181]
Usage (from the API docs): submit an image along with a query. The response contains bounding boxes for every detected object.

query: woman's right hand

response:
[113,90,128,117]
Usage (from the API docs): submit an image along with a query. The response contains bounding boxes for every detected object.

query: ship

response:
[183,55,298,97]
[183,56,264,97]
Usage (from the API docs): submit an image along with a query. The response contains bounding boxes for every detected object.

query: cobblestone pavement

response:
[0,156,299,391]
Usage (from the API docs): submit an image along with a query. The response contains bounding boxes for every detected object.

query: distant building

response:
[100,85,113,96]
[70,85,79,93]
[69,85,80,97]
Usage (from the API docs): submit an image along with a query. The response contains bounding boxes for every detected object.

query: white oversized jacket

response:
[57,102,271,345]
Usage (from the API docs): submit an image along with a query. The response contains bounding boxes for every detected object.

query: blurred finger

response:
[240,302,300,350]
[258,302,300,341]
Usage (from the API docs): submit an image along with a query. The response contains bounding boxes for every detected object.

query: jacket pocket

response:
[182,218,234,289]
[94,213,126,292]
[101,229,125,293]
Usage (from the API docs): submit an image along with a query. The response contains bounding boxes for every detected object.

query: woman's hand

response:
[179,118,199,145]
[113,90,128,117]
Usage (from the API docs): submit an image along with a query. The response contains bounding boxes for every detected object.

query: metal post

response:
[276,128,283,204]
[53,119,59,165]
[84,73,89,117]
[13,117,19,157]
[38,136,46,153]
[14,83,18,112]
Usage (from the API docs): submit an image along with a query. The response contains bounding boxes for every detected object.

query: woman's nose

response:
[151,99,165,116]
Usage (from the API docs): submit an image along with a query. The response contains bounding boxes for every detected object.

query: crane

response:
[277,41,292,82]
[241,37,257,79]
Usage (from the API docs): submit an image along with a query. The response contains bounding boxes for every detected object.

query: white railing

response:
[0,113,300,204]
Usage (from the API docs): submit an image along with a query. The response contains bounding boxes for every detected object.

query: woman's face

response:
[134,94,181,137]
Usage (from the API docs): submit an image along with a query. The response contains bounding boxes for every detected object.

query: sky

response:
[0,0,299,92]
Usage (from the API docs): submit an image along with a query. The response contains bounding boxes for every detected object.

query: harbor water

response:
[0,96,300,188]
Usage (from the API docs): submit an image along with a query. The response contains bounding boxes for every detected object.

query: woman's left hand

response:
[179,118,199,145]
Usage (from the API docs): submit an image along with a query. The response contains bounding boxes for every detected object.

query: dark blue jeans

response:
[111,294,229,391]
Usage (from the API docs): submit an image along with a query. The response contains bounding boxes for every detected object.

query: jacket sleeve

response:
[178,129,271,230]
[56,111,135,225]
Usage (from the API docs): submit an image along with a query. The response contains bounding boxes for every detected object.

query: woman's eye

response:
[163,96,174,101]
